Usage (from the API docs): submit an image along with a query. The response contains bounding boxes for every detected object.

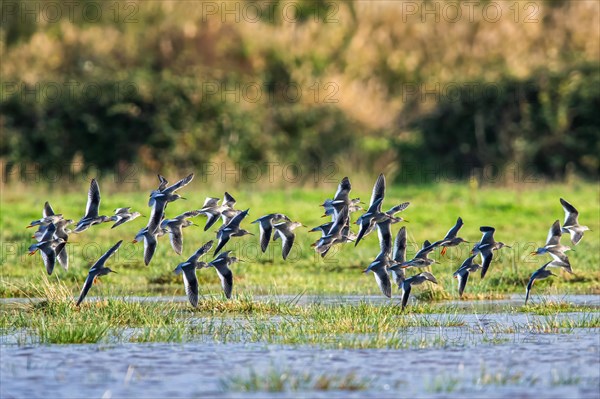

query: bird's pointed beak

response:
[310,242,316,247]
[141,215,146,218]
[321,214,327,218]
[31,235,36,238]
[404,219,410,223]
[530,252,537,256]
[26,225,34,229]
[181,197,188,200]
[506,245,512,249]
[28,250,37,256]
[111,270,118,274]
[131,239,138,244]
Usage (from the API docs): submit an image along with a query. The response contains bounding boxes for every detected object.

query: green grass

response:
[220,367,371,392]
[1,179,599,346]
[1,180,598,300]
[1,278,598,346]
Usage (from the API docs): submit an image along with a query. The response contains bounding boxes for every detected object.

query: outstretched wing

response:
[223,192,236,208]
[147,199,166,235]
[479,226,496,246]
[401,282,412,310]
[444,217,464,240]
[369,173,386,210]
[373,267,392,298]
[43,201,55,218]
[76,273,96,306]
[545,220,562,246]
[333,177,351,202]
[480,250,493,279]
[560,198,579,227]
[376,221,392,257]
[40,243,60,275]
[386,202,410,215]
[188,241,214,263]
[84,179,101,219]
[182,268,199,307]
[90,240,123,271]
[524,275,536,305]
[392,226,407,263]
[275,225,295,260]
[143,234,157,266]
[164,173,194,194]
[457,270,469,297]
[213,263,233,299]
[169,226,184,255]
[259,222,273,253]
[57,244,69,270]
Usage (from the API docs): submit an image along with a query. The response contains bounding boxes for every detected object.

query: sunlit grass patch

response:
[220,367,371,392]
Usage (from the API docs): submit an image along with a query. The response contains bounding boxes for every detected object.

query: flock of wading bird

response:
[26,173,590,310]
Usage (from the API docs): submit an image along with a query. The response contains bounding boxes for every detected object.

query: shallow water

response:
[2,295,599,398]
[2,293,600,308]
[2,333,599,399]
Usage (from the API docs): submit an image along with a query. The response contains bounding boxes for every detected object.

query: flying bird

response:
[214,209,252,255]
[525,261,557,305]
[160,210,201,255]
[388,226,407,289]
[530,219,573,274]
[400,272,438,311]
[363,252,393,298]
[173,241,214,307]
[148,175,169,207]
[452,255,481,298]
[110,207,142,229]
[355,173,386,246]
[203,251,241,299]
[428,217,469,256]
[560,198,589,245]
[400,240,438,269]
[471,226,511,279]
[76,240,122,306]
[272,220,304,260]
[74,179,111,233]
[147,173,194,234]
[251,213,291,252]
[132,226,160,266]
[28,223,66,275]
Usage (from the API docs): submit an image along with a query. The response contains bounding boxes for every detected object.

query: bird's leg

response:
[441,247,447,256]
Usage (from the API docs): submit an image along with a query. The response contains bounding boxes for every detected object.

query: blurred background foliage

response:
[0,0,598,184]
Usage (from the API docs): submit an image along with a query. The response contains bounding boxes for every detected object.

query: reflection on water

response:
[1,295,599,398]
